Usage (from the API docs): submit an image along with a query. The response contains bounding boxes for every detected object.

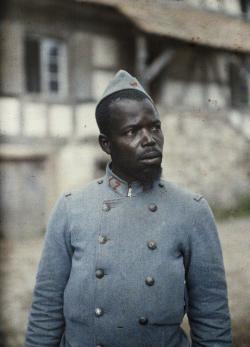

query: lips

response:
[140,151,162,160]
[139,151,162,166]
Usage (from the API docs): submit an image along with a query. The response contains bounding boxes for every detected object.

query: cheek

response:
[114,140,137,154]
[157,132,164,147]
[111,144,134,160]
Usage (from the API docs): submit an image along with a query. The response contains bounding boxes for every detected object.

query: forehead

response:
[109,98,159,128]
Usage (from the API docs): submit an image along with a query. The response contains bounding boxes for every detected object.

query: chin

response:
[137,165,162,184]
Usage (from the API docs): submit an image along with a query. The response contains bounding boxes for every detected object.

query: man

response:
[26,70,232,346]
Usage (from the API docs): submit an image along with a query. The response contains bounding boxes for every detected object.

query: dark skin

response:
[99,97,164,184]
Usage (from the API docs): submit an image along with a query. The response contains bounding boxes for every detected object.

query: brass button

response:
[148,203,157,212]
[96,345,104,347]
[145,276,155,286]
[102,203,110,212]
[147,240,157,250]
[95,307,104,317]
[96,269,104,279]
[99,235,108,244]
[139,317,148,325]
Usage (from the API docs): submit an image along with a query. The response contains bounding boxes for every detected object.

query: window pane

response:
[49,80,58,92]
[49,63,58,73]
[49,46,58,57]
[41,39,68,96]
[25,38,41,92]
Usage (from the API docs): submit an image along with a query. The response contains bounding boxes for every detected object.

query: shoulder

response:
[160,179,203,205]
[160,180,217,236]
[61,176,105,207]
[159,179,214,218]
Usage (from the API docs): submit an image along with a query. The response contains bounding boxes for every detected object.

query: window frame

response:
[24,35,68,99]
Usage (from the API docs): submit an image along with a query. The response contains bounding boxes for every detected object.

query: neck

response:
[110,164,135,184]
[110,162,162,187]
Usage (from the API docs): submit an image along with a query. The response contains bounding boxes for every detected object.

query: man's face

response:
[103,97,164,183]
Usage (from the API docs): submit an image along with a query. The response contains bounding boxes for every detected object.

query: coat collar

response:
[104,162,159,197]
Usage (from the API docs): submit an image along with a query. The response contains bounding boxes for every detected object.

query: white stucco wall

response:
[75,102,99,138]
[49,105,73,138]
[23,103,47,137]
[0,97,20,136]
[55,142,109,196]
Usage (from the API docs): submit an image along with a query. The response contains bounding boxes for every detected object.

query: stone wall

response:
[161,110,250,209]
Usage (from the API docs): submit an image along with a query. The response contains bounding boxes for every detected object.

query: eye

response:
[124,128,136,136]
[152,124,161,132]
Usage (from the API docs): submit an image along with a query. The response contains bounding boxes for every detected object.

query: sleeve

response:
[185,198,232,347]
[25,195,72,347]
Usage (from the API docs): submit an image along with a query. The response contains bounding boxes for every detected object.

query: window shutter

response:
[25,38,41,93]
[69,32,93,101]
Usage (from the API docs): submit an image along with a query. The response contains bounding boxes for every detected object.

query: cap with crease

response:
[96,69,153,110]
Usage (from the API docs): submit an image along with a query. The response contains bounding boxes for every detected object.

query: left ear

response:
[99,133,111,155]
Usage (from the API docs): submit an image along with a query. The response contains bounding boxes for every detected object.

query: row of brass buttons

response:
[95,269,155,286]
[102,203,158,212]
[96,228,106,347]
[95,307,148,326]
[98,235,157,250]
[98,179,164,188]
[96,204,157,344]
[95,180,163,346]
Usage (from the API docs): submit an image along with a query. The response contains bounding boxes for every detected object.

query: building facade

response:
[0,0,250,238]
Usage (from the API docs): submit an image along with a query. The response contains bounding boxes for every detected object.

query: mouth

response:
[140,151,162,160]
[139,152,162,164]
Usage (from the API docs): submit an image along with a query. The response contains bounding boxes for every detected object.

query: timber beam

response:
[135,34,175,90]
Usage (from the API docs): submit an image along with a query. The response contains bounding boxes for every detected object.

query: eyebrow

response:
[121,119,161,132]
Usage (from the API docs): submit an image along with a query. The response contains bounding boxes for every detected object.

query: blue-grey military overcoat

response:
[26,164,232,347]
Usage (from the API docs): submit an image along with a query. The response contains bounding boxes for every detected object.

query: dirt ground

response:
[0,216,249,347]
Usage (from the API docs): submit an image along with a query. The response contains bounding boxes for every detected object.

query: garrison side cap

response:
[95,69,154,111]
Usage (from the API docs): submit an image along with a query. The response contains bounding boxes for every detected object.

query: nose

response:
[141,129,156,147]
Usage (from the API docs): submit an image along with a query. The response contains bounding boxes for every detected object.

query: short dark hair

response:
[95,89,152,136]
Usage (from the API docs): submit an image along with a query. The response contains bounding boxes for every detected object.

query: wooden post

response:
[135,33,176,92]
[144,49,175,84]
[135,34,148,90]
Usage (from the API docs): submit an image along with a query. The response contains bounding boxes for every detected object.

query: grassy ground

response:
[0,216,250,346]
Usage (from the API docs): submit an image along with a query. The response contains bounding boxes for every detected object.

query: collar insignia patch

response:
[109,176,121,191]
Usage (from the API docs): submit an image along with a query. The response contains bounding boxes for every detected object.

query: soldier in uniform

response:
[26,70,232,347]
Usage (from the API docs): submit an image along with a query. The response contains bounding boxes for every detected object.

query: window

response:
[25,36,68,96]
[229,61,249,108]
[241,0,250,19]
